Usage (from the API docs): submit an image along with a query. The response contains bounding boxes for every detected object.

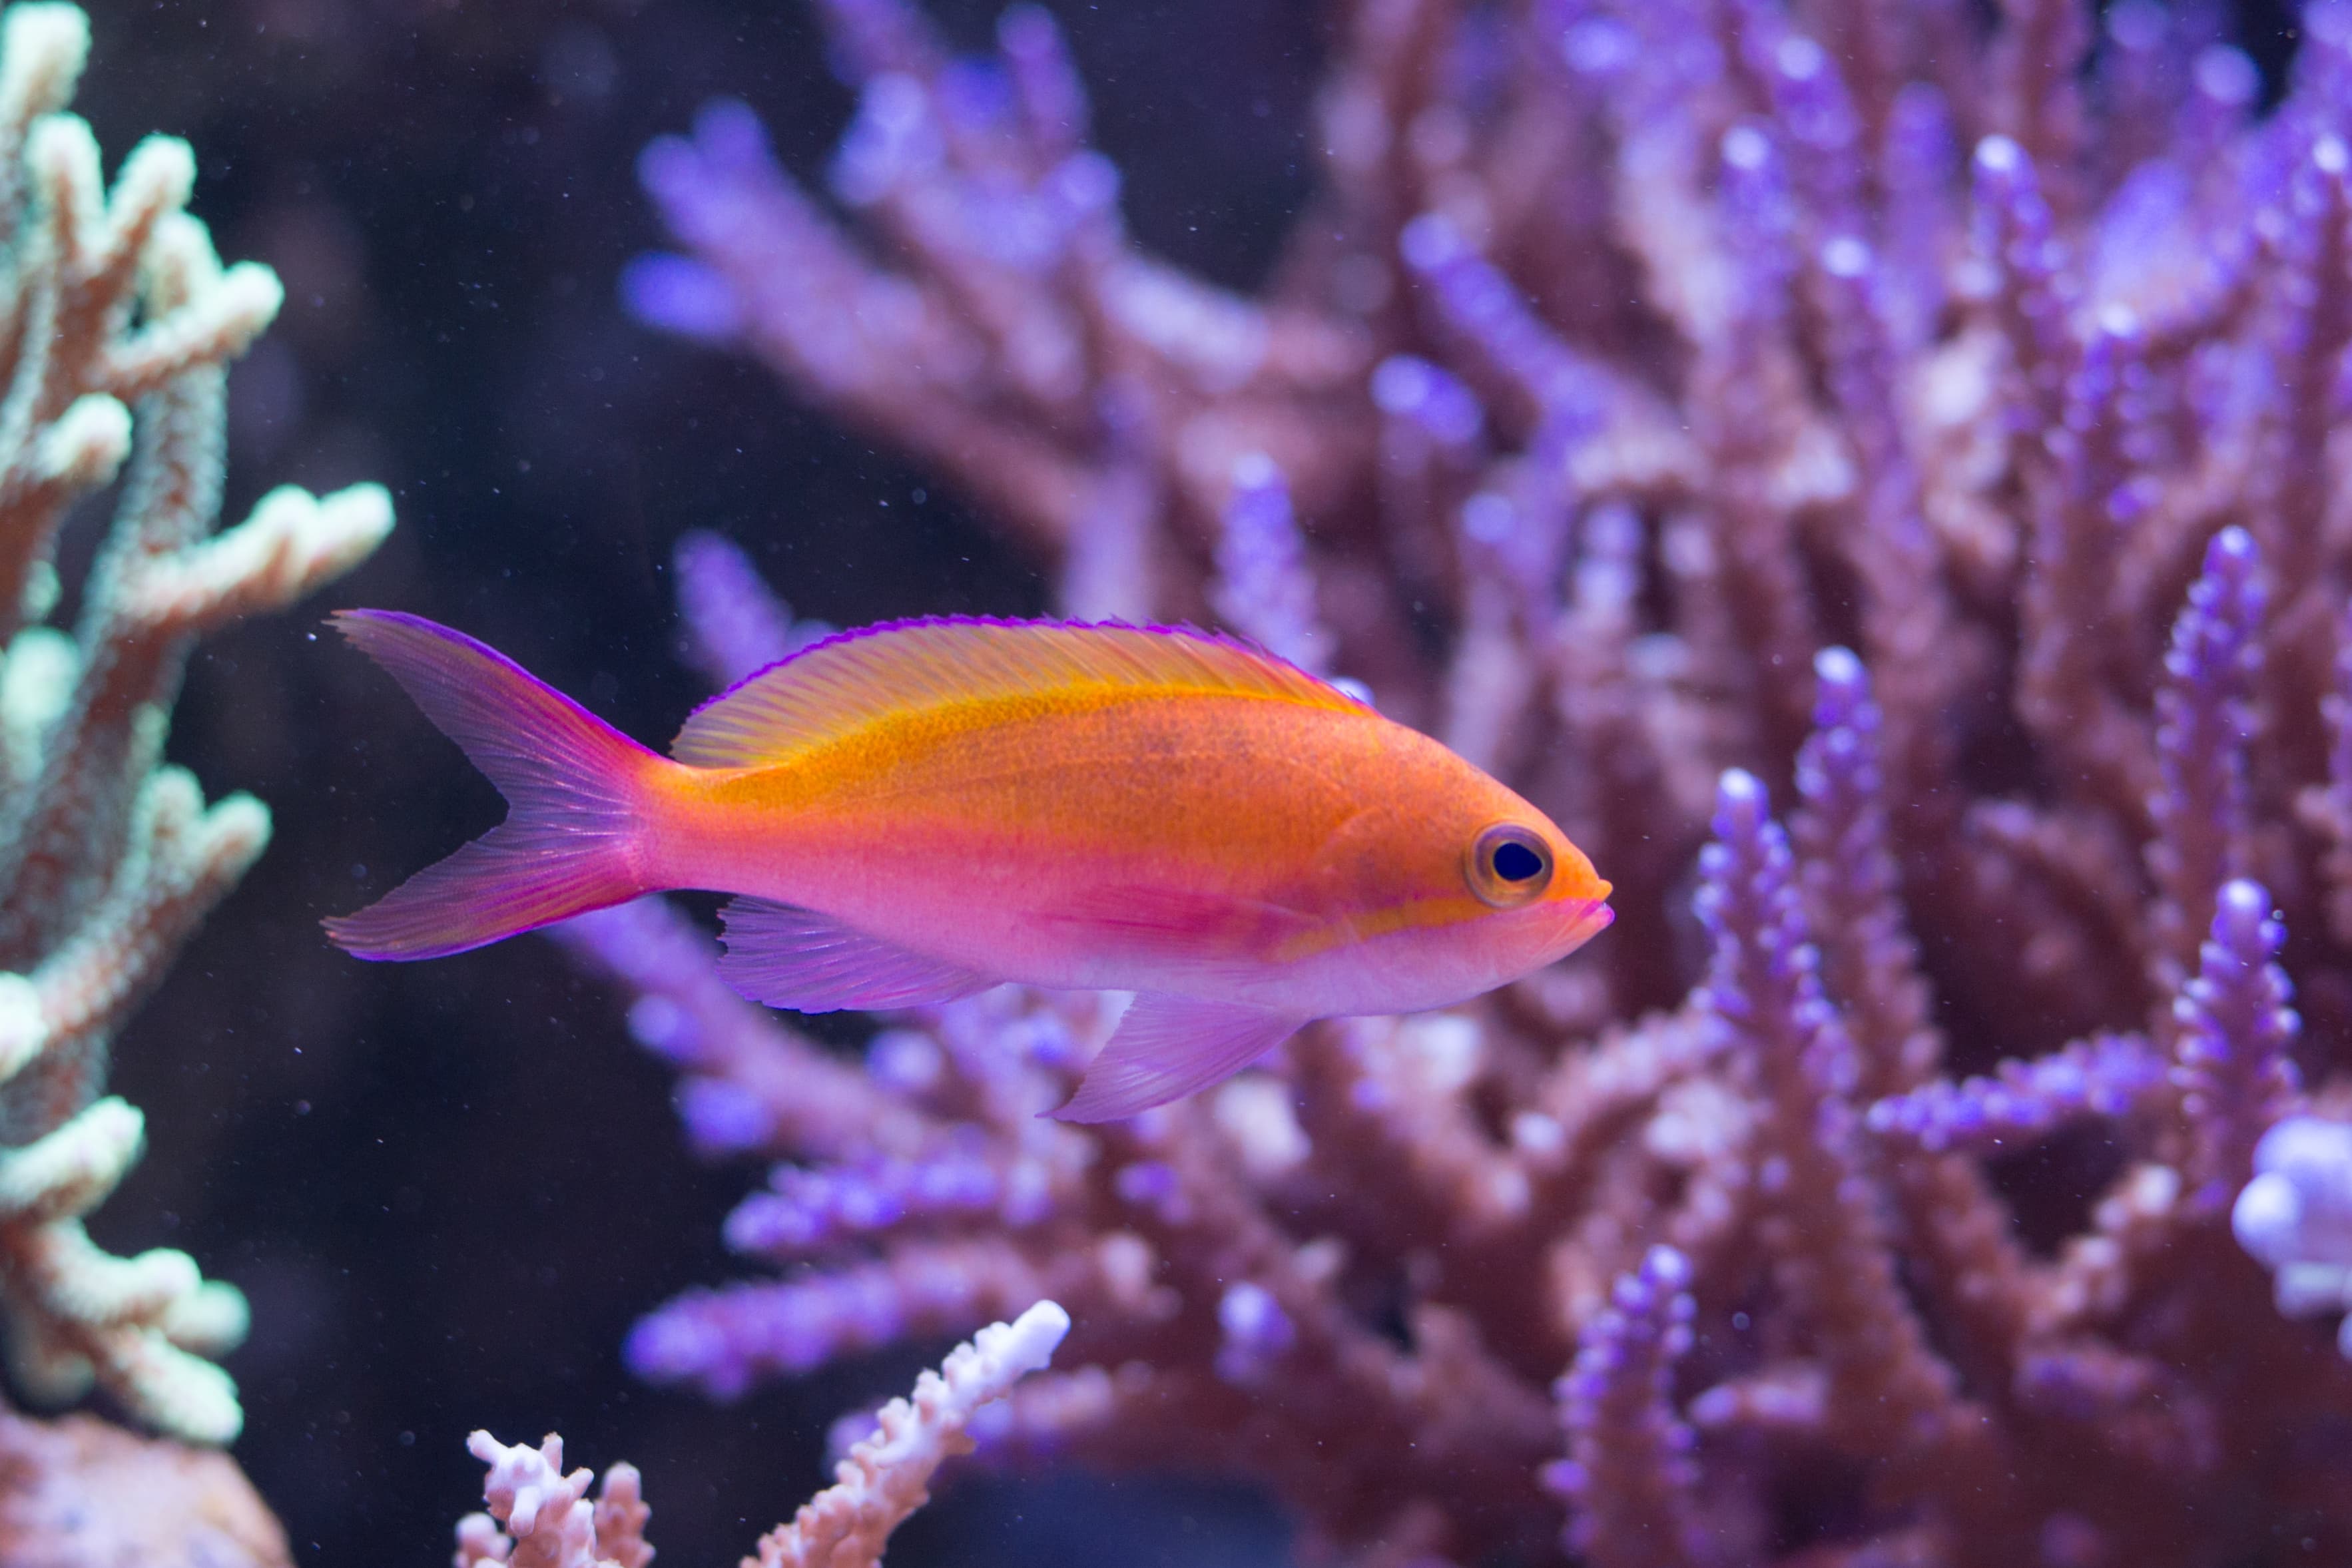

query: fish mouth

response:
[1553,897,1615,954]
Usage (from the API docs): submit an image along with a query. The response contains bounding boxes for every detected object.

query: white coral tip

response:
[0,972,46,1083]
[141,762,204,836]
[196,791,272,866]
[0,627,74,766]
[110,1244,204,1320]
[0,1095,142,1221]
[23,105,95,190]
[2274,1260,2352,1318]
[242,481,395,594]
[2253,1115,2352,1182]
[35,392,127,491]
[142,209,218,298]
[2234,1171,2299,1267]
[308,479,398,568]
[162,1276,250,1356]
[204,260,284,348]
[112,133,193,221]
[469,1430,593,1537]
[129,1346,241,1445]
[993,1299,1072,1376]
[453,1512,513,1567]
[0,5,88,117]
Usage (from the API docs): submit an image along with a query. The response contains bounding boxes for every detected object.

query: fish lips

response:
[1551,896,1615,955]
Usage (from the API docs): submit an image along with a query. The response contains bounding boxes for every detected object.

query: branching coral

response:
[454,1302,1068,1568]
[577,0,2352,1562]
[0,2,390,1447]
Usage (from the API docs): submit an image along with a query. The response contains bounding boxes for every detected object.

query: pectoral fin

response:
[719,897,995,1011]
[1053,993,1303,1122]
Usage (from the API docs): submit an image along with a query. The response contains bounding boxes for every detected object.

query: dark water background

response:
[72,0,1324,1560]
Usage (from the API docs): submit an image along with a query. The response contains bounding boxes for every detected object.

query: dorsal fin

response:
[672,615,1365,768]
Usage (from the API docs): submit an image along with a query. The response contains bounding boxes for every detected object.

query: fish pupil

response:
[1492,840,1544,882]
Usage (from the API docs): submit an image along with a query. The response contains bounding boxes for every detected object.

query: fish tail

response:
[323,609,664,960]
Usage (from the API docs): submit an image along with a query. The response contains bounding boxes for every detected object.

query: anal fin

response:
[1053,993,1303,1123]
[719,897,995,1012]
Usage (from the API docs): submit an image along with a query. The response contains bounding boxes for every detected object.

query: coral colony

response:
[545,0,2352,1562]
[457,1302,1072,1568]
[0,0,388,1539]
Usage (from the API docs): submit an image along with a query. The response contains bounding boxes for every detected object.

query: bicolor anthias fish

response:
[324,611,1614,1121]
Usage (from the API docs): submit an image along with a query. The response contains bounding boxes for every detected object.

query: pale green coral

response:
[0,1,392,1444]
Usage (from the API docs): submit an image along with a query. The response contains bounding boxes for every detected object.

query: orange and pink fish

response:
[325,611,1613,1121]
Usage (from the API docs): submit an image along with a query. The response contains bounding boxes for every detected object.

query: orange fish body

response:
[326,613,1612,1119]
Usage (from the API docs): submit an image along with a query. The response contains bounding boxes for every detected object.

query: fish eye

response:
[1466,824,1554,908]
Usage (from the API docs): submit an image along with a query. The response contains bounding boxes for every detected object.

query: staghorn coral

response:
[567,0,2352,1562]
[0,1,390,1450]
[455,1432,655,1568]
[1544,1244,1709,1568]
[453,1302,1068,1568]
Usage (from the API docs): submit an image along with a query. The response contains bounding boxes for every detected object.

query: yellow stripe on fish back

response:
[695,686,1376,850]
[671,618,1364,770]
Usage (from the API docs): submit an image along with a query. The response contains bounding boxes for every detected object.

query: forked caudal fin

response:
[322,610,662,960]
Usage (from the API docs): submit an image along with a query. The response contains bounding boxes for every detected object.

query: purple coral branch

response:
[1749,25,1868,252]
[1211,454,1335,676]
[2048,305,2154,574]
[723,1138,1016,1262]
[1398,212,1609,432]
[2251,118,2352,592]
[1715,121,1799,338]
[625,1240,1050,1400]
[996,4,1089,162]
[2017,302,2160,826]
[1865,1032,2170,1155]
[1213,1280,1297,1388]
[809,0,949,87]
[2147,525,2265,995]
[1544,1244,1711,1568]
[1695,768,1859,1107]
[2173,879,2302,1210]
[547,897,937,1164]
[672,531,825,691]
[1877,84,1956,350]
[1693,770,1966,1461]
[627,102,795,350]
[1370,354,1484,453]
[1971,133,2078,431]
[2313,601,2352,945]
[1792,647,1936,1099]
